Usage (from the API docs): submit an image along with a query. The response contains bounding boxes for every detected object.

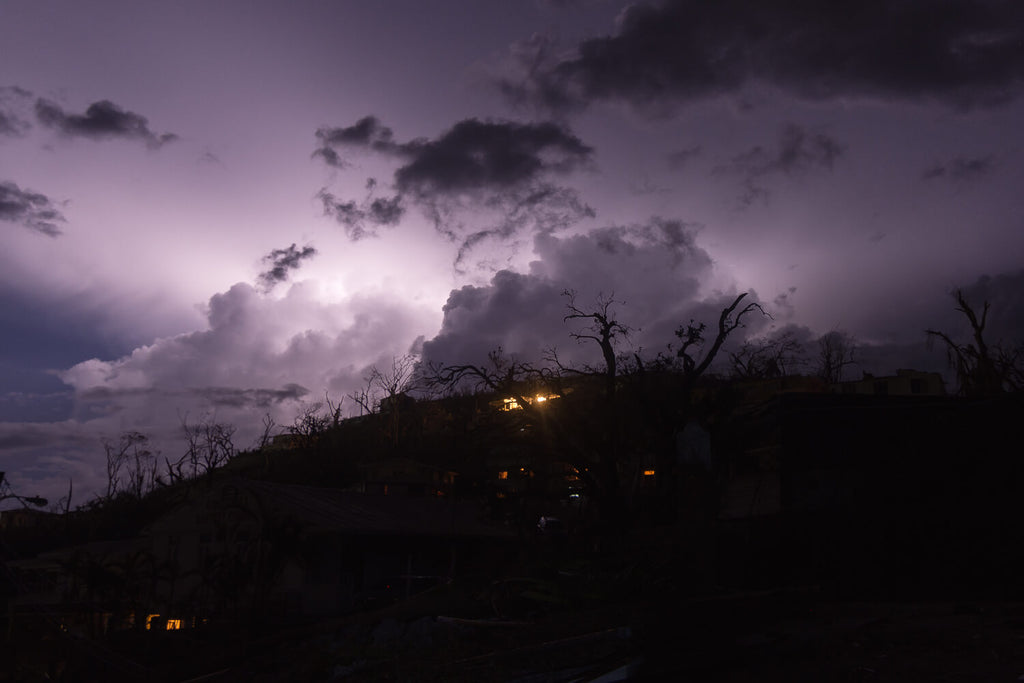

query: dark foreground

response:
[15,587,1021,682]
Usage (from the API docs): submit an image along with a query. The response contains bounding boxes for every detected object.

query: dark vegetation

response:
[2,288,1024,681]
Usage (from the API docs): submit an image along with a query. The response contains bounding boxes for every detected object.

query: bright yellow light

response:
[166,619,182,631]
[643,469,656,476]
[535,395,546,402]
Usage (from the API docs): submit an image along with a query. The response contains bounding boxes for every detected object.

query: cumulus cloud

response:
[13,279,439,502]
[717,123,844,207]
[257,243,318,291]
[497,0,1024,112]
[922,155,995,182]
[315,116,594,266]
[58,281,437,427]
[35,98,178,148]
[422,219,766,370]
[0,181,67,236]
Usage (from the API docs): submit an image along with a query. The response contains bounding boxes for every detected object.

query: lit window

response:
[166,619,182,630]
[498,471,508,480]
[643,470,656,477]
[145,614,160,630]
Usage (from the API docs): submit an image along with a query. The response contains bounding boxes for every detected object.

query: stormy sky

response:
[2,0,1023,505]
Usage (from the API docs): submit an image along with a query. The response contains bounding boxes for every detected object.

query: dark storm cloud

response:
[453,183,595,269]
[921,155,995,181]
[315,117,594,262]
[198,151,222,165]
[257,243,318,291]
[499,0,1024,112]
[367,195,404,225]
[718,124,844,206]
[316,116,592,195]
[0,111,22,137]
[35,98,178,148]
[0,181,66,236]
[67,383,310,422]
[391,119,591,196]
[313,116,397,167]
[318,189,405,241]
[582,217,708,269]
[735,125,844,174]
[193,383,308,409]
[0,423,96,451]
[0,86,33,137]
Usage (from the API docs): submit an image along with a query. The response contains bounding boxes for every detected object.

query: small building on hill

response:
[832,368,945,396]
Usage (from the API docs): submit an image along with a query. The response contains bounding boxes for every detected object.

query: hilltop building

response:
[833,369,945,396]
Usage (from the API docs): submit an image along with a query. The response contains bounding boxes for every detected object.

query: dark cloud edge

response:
[496,0,1024,113]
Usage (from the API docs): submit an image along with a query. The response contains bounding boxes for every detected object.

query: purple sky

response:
[2,0,1023,506]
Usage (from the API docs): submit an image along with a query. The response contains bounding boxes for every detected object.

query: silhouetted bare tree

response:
[926,289,1022,395]
[730,329,806,379]
[559,290,633,399]
[350,355,420,445]
[674,293,769,394]
[103,431,157,500]
[426,290,768,532]
[815,329,857,384]
[255,413,277,450]
[287,393,342,448]
[180,417,237,477]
